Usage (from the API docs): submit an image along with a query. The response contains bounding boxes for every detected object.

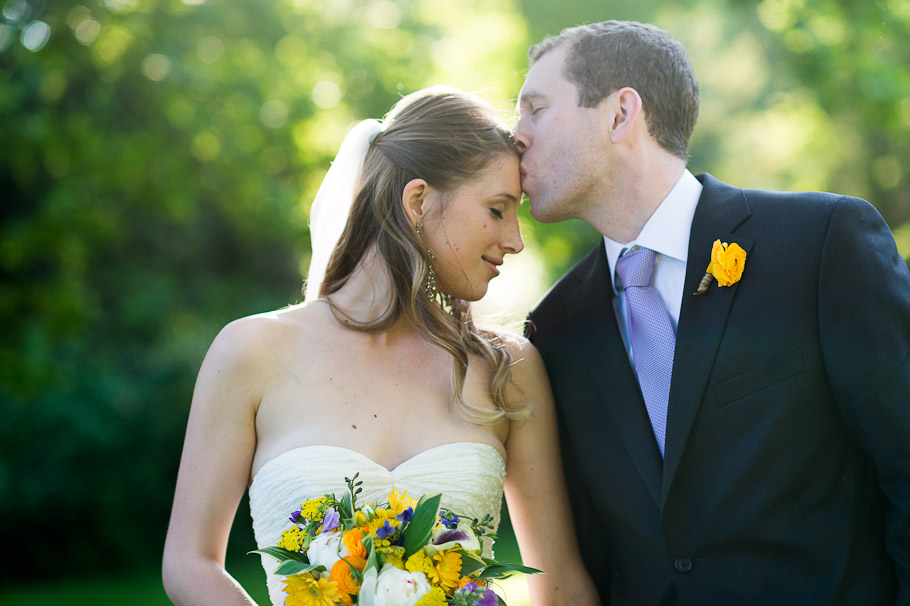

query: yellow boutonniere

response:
[694,239,747,295]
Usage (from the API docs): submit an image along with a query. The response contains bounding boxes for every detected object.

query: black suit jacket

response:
[527,174,910,605]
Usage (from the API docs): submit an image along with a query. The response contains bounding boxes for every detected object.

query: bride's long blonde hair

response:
[315,87,531,425]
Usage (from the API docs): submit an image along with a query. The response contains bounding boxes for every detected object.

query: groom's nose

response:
[513,120,530,153]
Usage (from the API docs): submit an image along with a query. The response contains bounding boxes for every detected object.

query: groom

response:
[519,20,910,605]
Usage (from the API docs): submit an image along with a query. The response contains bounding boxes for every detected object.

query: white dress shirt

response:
[604,169,703,366]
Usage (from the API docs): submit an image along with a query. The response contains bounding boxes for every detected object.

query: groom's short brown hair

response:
[530,20,699,160]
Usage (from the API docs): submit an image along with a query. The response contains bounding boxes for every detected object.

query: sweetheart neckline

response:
[250,441,505,487]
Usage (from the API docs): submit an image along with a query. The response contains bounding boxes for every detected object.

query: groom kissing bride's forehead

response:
[520,19,910,606]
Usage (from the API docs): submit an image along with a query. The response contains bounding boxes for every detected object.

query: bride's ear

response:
[402,178,431,228]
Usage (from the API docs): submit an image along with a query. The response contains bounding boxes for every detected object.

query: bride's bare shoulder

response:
[205,301,332,369]
[478,326,539,362]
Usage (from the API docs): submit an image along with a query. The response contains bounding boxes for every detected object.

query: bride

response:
[162,86,599,606]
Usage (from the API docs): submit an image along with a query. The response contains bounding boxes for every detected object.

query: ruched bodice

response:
[248,442,506,606]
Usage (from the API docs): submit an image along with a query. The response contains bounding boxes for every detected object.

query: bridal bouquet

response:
[251,474,539,606]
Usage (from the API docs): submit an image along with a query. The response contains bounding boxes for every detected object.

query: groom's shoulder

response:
[529,244,603,320]
[699,172,870,220]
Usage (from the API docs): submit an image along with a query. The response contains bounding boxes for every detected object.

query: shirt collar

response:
[603,168,703,292]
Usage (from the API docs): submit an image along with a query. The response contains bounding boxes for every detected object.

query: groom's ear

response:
[402,178,431,227]
[605,87,643,144]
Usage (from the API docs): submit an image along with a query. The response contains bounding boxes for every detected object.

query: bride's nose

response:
[502,216,524,255]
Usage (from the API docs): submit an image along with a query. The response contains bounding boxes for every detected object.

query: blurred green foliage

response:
[0,0,907,595]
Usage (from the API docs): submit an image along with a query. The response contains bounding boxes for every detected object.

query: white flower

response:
[426,520,480,555]
[305,531,348,576]
[359,564,431,606]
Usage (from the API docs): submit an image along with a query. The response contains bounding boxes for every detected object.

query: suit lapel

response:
[568,241,663,505]
[662,175,753,502]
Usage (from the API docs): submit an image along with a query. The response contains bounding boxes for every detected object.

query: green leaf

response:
[248,546,308,563]
[338,492,354,522]
[365,534,380,571]
[274,561,325,576]
[402,493,441,559]
[456,549,487,577]
[475,562,543,580]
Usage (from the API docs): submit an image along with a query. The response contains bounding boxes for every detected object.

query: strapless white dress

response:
[248,442,507,606]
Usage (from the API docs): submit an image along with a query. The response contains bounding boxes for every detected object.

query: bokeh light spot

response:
[872,155,902,189]
[784,28,816,53]
[74,18,101,45]
[312,80,342,109]
[21,20,51,52]
[2,1,29,23]
[142,53,172,81]
[93,24,132,63]
[40,70,67,102]
[276,35,307,67]
[757,0,797,32]
[363,1,402,29]
[197,35,225,64]
[191,131,221,162]
[260,99,289,128]
[104,0,139,12]
[67,6,92,30]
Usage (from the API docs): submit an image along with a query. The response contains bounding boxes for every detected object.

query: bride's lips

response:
[483,257,502,277]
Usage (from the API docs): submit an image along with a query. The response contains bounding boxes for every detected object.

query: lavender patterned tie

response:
[615,247,675,457]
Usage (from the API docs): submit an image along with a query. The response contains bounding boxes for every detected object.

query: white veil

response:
[304,119,383,303]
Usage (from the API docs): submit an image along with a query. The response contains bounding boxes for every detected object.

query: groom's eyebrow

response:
[518,91,543,107]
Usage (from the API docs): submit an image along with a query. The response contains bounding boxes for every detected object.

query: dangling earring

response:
[416,221,455,315]
[416,221,438,301]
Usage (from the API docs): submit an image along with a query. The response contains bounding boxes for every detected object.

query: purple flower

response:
[376,520,396,540]
[458,582,478,594]
[455,583,498,606]
[476,588,498,606]
[396,507,414,523]
[433,528,470,545]
[439,511,460,528]
[322,508,340,533]
[289,510,302,524]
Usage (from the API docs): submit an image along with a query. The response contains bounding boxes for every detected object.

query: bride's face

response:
[422,153,524,301]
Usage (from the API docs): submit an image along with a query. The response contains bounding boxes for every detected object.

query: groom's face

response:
[515,44,607,224]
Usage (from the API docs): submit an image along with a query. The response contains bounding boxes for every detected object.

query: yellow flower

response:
[278,527,307,552]
[706,239,746,287]
[428,550,462,592]
[382,546,406,569]
[283,574,345,606]
[388,488,417,515]
[300,498,327,521]
[415,587,448,606]
[405,551,434,576]
[352,511,369,526]
[366,509,400,534]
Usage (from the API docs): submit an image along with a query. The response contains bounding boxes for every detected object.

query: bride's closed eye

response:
[490,208,504,219]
